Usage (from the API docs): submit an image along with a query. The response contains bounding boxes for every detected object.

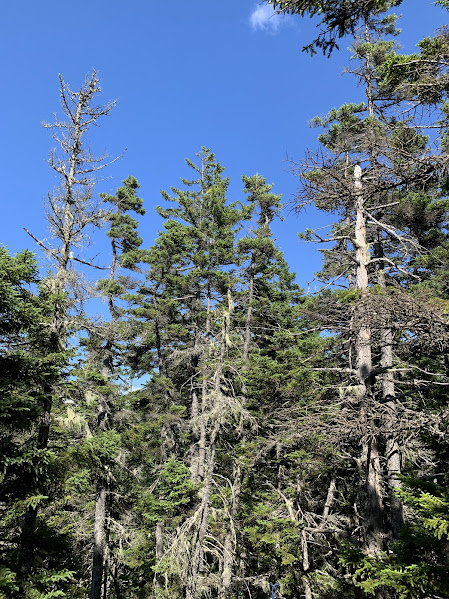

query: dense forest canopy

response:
[2,2,449,598]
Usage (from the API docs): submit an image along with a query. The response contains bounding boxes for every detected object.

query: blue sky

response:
[1,0,447,290]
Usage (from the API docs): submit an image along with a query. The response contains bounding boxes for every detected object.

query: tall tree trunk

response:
[89,230,117,597]
[197,286,213,483]
[154,521,165,590]
[90,476,107,599]
[190,282,206,483]
[383,328,403,540]
[354,166,384,556]
[187,426,219,599]
[374,229,404,541]
[242,255,255,363]
[190,385,201,481]
[188,316,226,599]
[365,436,384,556]
[218,467,242,599]
[219,270,255,598]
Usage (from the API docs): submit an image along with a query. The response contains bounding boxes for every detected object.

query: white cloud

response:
[249,4,282,33]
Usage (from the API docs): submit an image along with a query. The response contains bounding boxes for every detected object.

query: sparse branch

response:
[23,228,56,258]
[367,256,421,279]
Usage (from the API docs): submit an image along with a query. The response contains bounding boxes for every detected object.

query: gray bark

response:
[187,315,226,599]
[383,329,403,540]
[218,267,255,598]
[156,522,164,561]
[301,530,312,599]
[375,224,404,540]
[354,167,384,556]
[218,467,242,599]
[90,477,107,599]
[187,428,219,599]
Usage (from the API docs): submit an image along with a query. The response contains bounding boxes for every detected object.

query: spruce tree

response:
[291,4,449,595]
[0,248,75,597]
[84,176,146,599]
[126,148,248,598]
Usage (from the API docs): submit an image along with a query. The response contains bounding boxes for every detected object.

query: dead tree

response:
[21,72,118,581]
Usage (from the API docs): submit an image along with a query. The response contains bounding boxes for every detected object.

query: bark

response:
[18,506,38,573]
[102,540,109,599]
[364,22,375,120]
[366,436,384,556]
[90,476,107,599]
[188,319,226,599]
[197,288,213,482]
[153,521,165,590]
[218,467,242,599]
[383,328,404,540]
[373,225,404,541]
[301,530,312,599]
[155,522,164,561]
[90,193,121,597]
[190,160,211,482]
[112,565,123,599]
[190,387,201,482]
[218,267,255,598]
[322,477,336,522]
[190,283,203,482]
[354,167,371,383]
[242,254,255,363]
[354,167,384,556]
[187,427,219,599]
[197,378,208,482]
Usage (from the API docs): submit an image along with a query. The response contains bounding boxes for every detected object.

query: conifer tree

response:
[291,4,449,595]
[17,71,119,594]
[217,174,285,598]
[126,149,249,598]
[265,0,402,54]
[216,175,324,599]
[83,176,146,599]
[338,6,449,594]
[5,3,449,594]
[0,249,74,597]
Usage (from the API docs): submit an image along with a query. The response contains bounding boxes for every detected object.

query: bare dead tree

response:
[20,72,120,583]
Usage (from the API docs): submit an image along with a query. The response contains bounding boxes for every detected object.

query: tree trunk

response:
[354,166,384,556]
[301,530,312,599]
[90,476,107,599]
[190,284,210,483]
[197,378,208,482]
[155,521,164,562]
[374,228,404,541]
[218,467,242,599]
[188,319,225,599]
[242,255,255,363]
[154,521,165,589]
[366,436,384,556]
[322,477,336,522]
[187,433,218,599]
[190,386,201,482]
[383,328,403,540]
[217,267,255,598]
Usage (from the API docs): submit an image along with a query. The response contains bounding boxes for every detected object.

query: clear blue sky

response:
[1,0,447,289]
